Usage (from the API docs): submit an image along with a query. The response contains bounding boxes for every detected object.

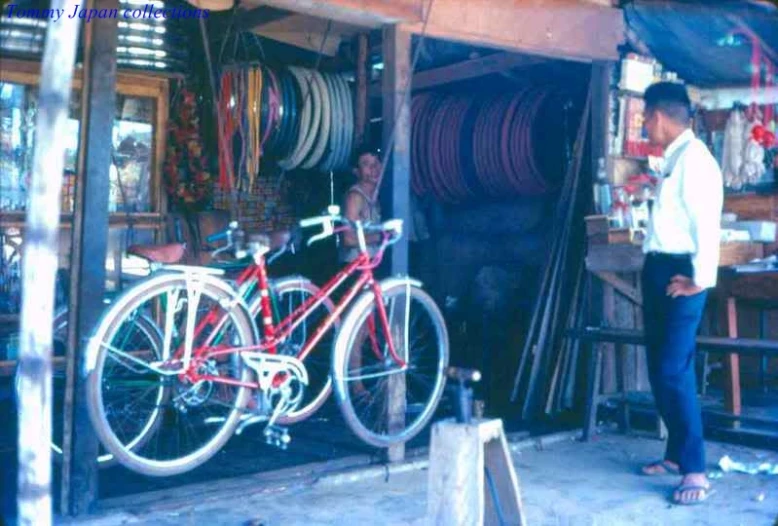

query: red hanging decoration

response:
[164,87,214,212]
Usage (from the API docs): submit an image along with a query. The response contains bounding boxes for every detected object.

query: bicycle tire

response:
[86,271,257,477]
[332,278,449,448]
[54,308,163,466]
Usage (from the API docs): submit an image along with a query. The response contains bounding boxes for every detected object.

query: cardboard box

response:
[585,215,610,237]
[719,242,764,267]
[722,221,777,243]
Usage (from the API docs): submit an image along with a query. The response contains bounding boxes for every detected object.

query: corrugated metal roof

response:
[0,0,192,72]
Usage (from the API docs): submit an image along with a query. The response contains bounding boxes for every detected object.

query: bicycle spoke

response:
[336,283,448,447]
[88,274,255,476]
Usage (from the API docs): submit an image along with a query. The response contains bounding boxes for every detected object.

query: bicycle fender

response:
[331,275,422,373]
[85,271,256,373]
[382,275,423,290]
[162,264,225,276]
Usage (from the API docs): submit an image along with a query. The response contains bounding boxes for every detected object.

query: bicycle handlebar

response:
[298,207,404,251]
[206,221,239,244]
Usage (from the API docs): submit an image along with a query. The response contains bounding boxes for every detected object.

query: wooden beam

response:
[238,5,295,30]
[253,0,422,27]
[380,23,412,278]
[586,244,645,273]
[16,1,82,524]
[61,0,119,515]
[355,33,369,147]
[402,0,623,62]
[252,14,357,56]
[369,51,546,98]
[696,86,778,110]
[594,271,643,306]
[417,52,546,90]
[260,0,622,59]
[209,5,294,35]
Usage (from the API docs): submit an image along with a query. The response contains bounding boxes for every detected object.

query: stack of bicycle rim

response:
[411,88,569,203]
[218,65,355,190]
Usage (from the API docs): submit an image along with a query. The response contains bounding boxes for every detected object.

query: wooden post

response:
[61,0,119,515]
[355,33,369,148]
[380,24,412,277]
[582,341,602,441]
[587,60,614,410]
[380,25,411,462]
[602,283,617,393]
[385,296,409,462]
[723,297,742,419]
[16,1,82,525]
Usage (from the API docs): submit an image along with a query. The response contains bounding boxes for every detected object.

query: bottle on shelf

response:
[593,157,612,216]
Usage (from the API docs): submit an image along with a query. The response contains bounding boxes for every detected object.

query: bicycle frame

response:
[167,236,406,390]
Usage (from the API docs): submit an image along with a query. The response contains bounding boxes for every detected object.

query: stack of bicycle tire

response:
[218,65,355,191]
[411,88,570,203]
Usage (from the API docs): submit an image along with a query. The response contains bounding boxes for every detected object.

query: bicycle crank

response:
[236,352,309,444]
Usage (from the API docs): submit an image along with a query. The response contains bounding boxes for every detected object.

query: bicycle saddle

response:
[127,243,186,264]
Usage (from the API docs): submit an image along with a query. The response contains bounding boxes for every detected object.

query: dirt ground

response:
[55,429,778,526]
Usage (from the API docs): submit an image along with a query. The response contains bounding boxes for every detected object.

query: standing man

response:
[340,145,383,263]
[638,82,723,505]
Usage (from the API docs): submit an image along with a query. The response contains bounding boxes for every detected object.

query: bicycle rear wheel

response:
[48,309,162,467]
[86,271,256,477]
[332,279,448,447]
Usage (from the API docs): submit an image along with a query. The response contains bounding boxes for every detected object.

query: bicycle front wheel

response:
[332,279,448,448]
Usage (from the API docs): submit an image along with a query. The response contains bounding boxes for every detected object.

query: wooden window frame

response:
[0,57,170,228]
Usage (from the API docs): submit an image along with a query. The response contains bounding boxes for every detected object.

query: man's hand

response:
[666,275,704,298]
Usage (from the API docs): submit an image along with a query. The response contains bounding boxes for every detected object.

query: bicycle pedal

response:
[263,425,291,449]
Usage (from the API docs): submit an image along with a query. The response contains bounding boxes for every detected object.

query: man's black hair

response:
[351,143,381,167]
[644,82,693,124]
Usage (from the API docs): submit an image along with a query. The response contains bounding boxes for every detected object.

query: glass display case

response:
[0,59,169,317]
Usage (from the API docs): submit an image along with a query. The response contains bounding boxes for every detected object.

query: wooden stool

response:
[427,418,526,526]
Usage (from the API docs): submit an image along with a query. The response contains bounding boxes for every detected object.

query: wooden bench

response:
[569,327,778,441]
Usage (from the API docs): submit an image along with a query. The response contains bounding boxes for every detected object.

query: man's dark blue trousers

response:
[641,252,708,474]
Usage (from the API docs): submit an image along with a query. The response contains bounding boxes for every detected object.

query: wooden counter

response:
[585,241,765,273]
[585,240,778,423]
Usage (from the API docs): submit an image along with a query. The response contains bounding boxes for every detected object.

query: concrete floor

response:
[57,429,778,526]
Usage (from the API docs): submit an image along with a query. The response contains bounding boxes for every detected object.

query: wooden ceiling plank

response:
[253,0,423,27]
[402,0,624,62]
[367,51,547,97]
[238,6,295,31]
[251,14,360,56]
[412,52,547,90]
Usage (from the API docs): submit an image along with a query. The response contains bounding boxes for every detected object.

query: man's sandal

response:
[672,484,713,505]
[641,460,680,476]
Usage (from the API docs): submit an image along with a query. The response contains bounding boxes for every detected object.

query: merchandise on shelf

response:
[623,96,663,158]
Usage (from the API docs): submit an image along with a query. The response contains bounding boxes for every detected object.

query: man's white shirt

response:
[643,129,724,289]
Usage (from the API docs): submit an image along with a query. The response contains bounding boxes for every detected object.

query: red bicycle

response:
[85,206,449,477]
